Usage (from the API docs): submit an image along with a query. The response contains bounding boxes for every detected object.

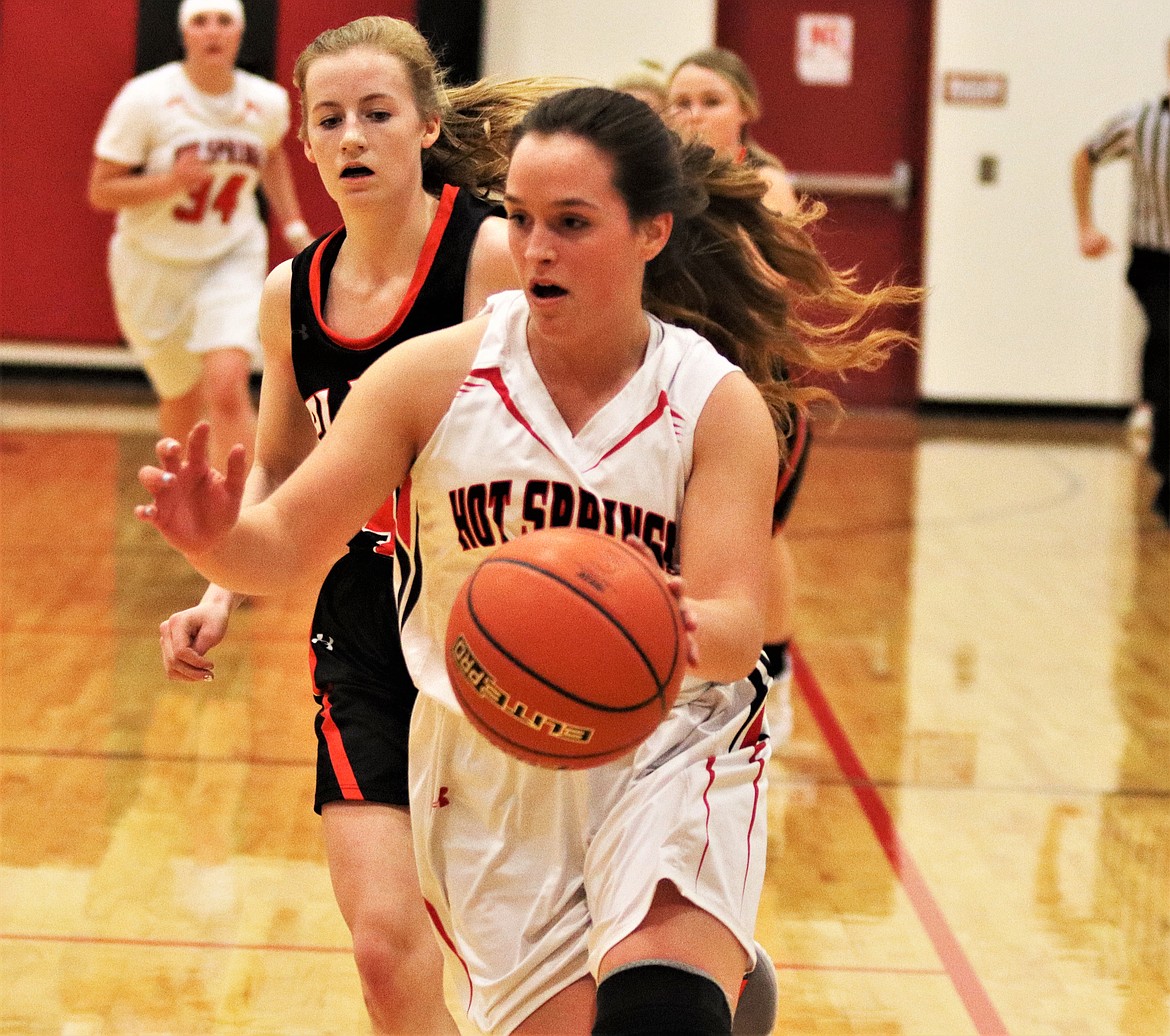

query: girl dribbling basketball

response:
[137,87,912,1035]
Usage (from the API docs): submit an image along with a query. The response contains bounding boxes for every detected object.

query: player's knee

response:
[732,944,778,1036]
[201,373,251,420]
[200,351,253,415]
[350,910,440,1003]
[594,962,733,1036]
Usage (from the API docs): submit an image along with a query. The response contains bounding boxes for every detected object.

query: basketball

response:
[444,528,687,769]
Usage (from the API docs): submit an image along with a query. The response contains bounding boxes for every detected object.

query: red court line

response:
[0,746,312,768]
[790,644,1009,1036]
[1,932,349,955]
[778,962,946,976]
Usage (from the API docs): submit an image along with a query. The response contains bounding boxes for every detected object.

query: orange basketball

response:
[444,528,687,769]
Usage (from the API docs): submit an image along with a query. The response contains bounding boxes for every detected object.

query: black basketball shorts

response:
[309,542,418,812]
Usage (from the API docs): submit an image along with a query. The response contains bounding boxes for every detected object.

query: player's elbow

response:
[697,608,766,685]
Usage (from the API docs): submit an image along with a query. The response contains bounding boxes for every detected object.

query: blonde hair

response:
[613,59,669,112]
[292,16,575,198]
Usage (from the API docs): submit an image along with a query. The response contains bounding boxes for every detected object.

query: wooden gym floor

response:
[1,373,1167,1035]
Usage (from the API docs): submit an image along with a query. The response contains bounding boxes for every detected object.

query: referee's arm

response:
[1071,146,1113,259]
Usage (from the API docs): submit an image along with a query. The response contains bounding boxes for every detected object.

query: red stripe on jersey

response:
[585,391,670,472]
[425,899,474,1012]
[309,184,459,351]
[366,493,397,558]
[309,647,363,800]
[740,708,766,748]
[471,367,556,455]
[364,495,396,537]
[742,741,767,898]
[695,755,717,881]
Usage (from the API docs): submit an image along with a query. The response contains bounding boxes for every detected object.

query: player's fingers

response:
[154,437,184,470]
[223,443,249,498]
[164,655,214,681]
[173,646,214,677]
[137,467,177,498]
[675,599,699,666]
[159,627,214,680]
[663,572,687,602]
[186,421,213,468]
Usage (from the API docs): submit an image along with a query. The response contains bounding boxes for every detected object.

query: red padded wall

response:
[0,1,413,347]
[0,0,142,342]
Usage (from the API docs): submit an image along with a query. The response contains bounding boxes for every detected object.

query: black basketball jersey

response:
[290,183,499,432]
[773,408,810,531]
[289,183,499,554]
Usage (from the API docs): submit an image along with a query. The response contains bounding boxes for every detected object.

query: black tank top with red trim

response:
[773,408,811,531]
[290,183,499,428]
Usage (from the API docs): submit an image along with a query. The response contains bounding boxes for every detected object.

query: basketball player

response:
[88,0,313,469]
[153,17,567,1034]
[666,48,799,217]
[138,88,912,1034]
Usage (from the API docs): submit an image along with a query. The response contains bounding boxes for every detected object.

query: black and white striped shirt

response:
[1086,95,1170,253]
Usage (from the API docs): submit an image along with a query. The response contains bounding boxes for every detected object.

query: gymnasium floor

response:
[1,372,1168,1034]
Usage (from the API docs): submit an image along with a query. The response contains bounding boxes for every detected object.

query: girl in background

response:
[157,16,562,1033]
[667,47,799,216]
[89,0,313,469]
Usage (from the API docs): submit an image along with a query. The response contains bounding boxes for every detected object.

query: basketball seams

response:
[475,552,681,708]
[466,561,664,713]
[444,528,689,770]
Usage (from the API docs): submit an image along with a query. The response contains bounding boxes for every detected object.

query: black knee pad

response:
[593,961,733,1036]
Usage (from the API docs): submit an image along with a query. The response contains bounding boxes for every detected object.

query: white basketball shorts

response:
[107,230,266,399]
[409,671,771,1035]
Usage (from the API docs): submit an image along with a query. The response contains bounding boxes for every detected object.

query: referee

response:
[1073,39,1170,526]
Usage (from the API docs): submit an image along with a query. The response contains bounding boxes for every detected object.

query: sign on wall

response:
[795,13,854,86]
[942,71,1009,106]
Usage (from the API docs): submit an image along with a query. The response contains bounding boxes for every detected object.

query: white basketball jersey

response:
[94,62,289,264]
[398,289,738,714]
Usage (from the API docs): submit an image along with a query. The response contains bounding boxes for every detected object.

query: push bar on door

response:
[788,159,913,211]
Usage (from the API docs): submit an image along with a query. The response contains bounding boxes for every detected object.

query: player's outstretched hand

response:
[136,422,248,557]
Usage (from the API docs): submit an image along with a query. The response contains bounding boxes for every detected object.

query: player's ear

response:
[420,113,441,151]
[303,137,317,166]
[636,212,673,262]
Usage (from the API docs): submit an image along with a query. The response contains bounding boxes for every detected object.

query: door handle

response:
[788,159,913,211]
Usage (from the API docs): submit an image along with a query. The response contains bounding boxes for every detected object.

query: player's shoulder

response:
[262,257,296,299]
[656,315,731,369]
[235,68,289,107]
[115,62,183,103]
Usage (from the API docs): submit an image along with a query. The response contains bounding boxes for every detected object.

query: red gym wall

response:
[0,1,412,346]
